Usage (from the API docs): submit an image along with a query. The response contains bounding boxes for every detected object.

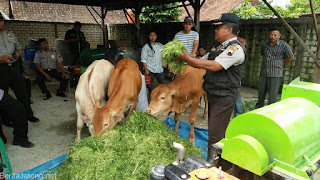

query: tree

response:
[286,0,320,15]
[139,3,184,23]
[230,0,292,19]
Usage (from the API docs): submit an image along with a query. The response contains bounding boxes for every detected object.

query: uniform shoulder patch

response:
[226,45,239,56]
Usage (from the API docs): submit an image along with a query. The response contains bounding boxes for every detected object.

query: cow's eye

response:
[160,96,165,100]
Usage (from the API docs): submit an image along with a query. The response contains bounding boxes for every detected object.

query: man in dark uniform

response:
[34,38,69,100]
[0,89,34,148]
[0,14,39,123]
[176,13,245,163]
[64,21,89,65]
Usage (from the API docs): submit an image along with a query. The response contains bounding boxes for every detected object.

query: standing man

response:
[64,21,89,65]
[174,16,199,57]
[0,14,39,123]
[176,13,245,162]
[255,28,294,109]
[34,38,69,100]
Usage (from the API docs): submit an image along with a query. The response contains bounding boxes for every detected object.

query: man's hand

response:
[22,74,30,79]
[175,50,189,62]
[62,72,70,79]
[45,74,53,82]
[144,69,150,75]
[0,55,12,63]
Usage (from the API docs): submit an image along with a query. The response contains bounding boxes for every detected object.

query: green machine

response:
[212,77,320,179]
[76,48,106,67]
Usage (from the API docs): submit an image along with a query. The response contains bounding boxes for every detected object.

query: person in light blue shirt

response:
[141,31,165,91]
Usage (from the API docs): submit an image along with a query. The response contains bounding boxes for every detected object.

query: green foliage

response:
[139,2,184,23]
[286,0,320,15]
[52,111,202,180]
[230,0,320,19]
[162,40,187,74]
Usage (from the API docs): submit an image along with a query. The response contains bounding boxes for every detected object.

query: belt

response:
[0,61,18,67]
[44,69,56,71]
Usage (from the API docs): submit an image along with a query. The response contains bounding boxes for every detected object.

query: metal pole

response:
[262,0,320,67]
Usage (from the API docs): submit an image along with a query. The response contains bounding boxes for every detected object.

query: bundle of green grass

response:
[162,40,187,74]
[53,111,202,179]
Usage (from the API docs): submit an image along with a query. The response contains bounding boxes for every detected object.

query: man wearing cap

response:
[174,16,199,57]
[176,13,245,162]
[0,14,40,123]
[255,28,294,108]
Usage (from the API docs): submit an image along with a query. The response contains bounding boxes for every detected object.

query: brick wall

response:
[4,20,104,50]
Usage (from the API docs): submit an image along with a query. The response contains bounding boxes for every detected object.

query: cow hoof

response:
[189,139,195,145]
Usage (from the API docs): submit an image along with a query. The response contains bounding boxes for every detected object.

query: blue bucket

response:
[24,45,40,61]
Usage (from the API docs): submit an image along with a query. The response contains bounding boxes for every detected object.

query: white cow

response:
[75,60,114,142]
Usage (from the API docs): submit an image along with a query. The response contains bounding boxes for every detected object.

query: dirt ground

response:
[3,81,320,179]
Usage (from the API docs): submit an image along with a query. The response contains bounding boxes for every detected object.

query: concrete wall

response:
[4,21,104,50]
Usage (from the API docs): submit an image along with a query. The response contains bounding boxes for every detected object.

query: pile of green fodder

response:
[54,111,202,179]
[162,40,187,74]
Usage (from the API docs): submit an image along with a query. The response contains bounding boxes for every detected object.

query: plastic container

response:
[24,45,40,61]
[145,75,151,85]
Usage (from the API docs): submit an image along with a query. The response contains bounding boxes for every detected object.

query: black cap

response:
[213,13,239,25]
[184,16,193,23]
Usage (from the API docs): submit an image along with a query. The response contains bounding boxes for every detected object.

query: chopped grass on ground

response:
[52,111,202,179]
[162,40,187,74]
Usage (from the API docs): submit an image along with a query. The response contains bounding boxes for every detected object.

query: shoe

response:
[56,90,67,97]
[43,92,52,100]
[13,140,34,148]
[28,116,40,122]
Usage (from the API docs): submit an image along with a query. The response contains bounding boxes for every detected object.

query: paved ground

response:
[3,82,320,179]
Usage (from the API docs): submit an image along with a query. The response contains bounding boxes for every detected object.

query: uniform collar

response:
[221,37,237,46]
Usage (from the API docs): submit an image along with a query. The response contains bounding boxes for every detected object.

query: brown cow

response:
[93,58,142,136]
[146,65,207,144]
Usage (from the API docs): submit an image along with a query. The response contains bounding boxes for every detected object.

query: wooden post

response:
[101,6,106,47]
[314,24,320,83]
[134,7,141,47]
[309,0,320,83]
[193,0,200,32]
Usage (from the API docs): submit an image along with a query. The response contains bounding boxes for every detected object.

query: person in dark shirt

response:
[64,21,90,65]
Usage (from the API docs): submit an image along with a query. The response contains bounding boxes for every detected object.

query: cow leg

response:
[189,100,199,145]
[174,113,181,135]
[203,92,208,121]
[75,102,84,142]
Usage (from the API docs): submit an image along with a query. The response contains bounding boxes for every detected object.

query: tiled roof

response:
[0,0,128,24]
[0,0,243,24]
[180,0,244,22]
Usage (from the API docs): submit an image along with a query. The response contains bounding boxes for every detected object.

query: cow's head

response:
[146,84,177,116]
[93,105,131,136]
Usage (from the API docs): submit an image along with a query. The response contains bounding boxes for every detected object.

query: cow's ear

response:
[170,88,179,96]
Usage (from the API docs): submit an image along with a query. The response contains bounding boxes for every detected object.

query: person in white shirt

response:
[141,31,165,91]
